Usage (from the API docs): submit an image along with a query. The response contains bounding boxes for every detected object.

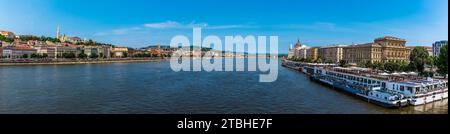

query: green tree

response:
[78,53,88,59]
[22,54,29,58]
[315,58,323,63]
[339,60,347,67]
[409,47,430,75]
[42,53,48,58]
[62,52,76,59]
[437,44,448,76]
[365,61,374,69]
[374,62,385,71]
[30,53,39,58]
[90,53,99,59]
[357,60,367,68]
[300,58,306,62]
[399,61,410,72]
[385,62,400,73]
[0,35,14,42]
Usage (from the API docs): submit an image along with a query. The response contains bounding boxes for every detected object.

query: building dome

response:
[295,39,302,49]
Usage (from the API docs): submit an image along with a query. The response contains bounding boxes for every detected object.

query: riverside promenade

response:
[0,58,162,66]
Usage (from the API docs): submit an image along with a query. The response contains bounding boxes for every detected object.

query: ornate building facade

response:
[287,39,303,59]
[374,36,409,63]
[343,36,410,64]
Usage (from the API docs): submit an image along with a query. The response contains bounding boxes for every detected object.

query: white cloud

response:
[278,22,359,33]
[144,21,184,29]
[207,25,257,29]
[94,21,257,36]
[94,27,142,36]
[143,21,254,29]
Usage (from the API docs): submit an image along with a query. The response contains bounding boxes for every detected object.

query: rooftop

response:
[375,36,406,42]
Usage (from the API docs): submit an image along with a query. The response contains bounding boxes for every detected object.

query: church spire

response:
[56,26,61,39]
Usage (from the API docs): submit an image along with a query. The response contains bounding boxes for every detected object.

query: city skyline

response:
[0,0,448,54]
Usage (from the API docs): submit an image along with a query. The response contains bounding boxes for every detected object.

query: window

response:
[400,86,404,91]
[407,87,413,93]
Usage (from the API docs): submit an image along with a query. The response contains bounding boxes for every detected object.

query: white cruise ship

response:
[310,66,448,107]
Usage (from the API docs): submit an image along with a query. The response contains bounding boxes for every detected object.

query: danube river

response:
[0,59,447,114]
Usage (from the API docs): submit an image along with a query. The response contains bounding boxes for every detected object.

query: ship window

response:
[400,86,404,91]
[407,87,413,93]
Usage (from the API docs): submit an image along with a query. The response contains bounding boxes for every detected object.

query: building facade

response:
[2,47,37,59]
[287,39,303,59]
[112,47,128,57]
[306,47,319,60]
[374,36,409,63]
[318,45,346,63]
[55,46,81,58]
[298,47,309,59]
[343,43,382,64]
[343,36,409,64]
[433,40,448,57]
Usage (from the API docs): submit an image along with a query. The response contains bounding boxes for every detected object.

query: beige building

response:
[112,47,128,57]
[343,43,382,64]
[375,36,409,63]
[306,47,319,60]
[343,36,410,64]
[318,45,346,63]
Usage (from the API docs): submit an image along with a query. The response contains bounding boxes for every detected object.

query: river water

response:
[0,59,447,114]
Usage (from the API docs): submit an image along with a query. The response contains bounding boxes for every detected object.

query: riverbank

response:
[0,58,162,66]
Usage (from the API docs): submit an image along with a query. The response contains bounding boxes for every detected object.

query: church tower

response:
[56,26,61,39]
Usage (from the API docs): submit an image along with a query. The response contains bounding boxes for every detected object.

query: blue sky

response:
[0,0,448,53]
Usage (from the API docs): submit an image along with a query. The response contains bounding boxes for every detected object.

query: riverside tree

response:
[437,44,448,77]
[409,47,429,75]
